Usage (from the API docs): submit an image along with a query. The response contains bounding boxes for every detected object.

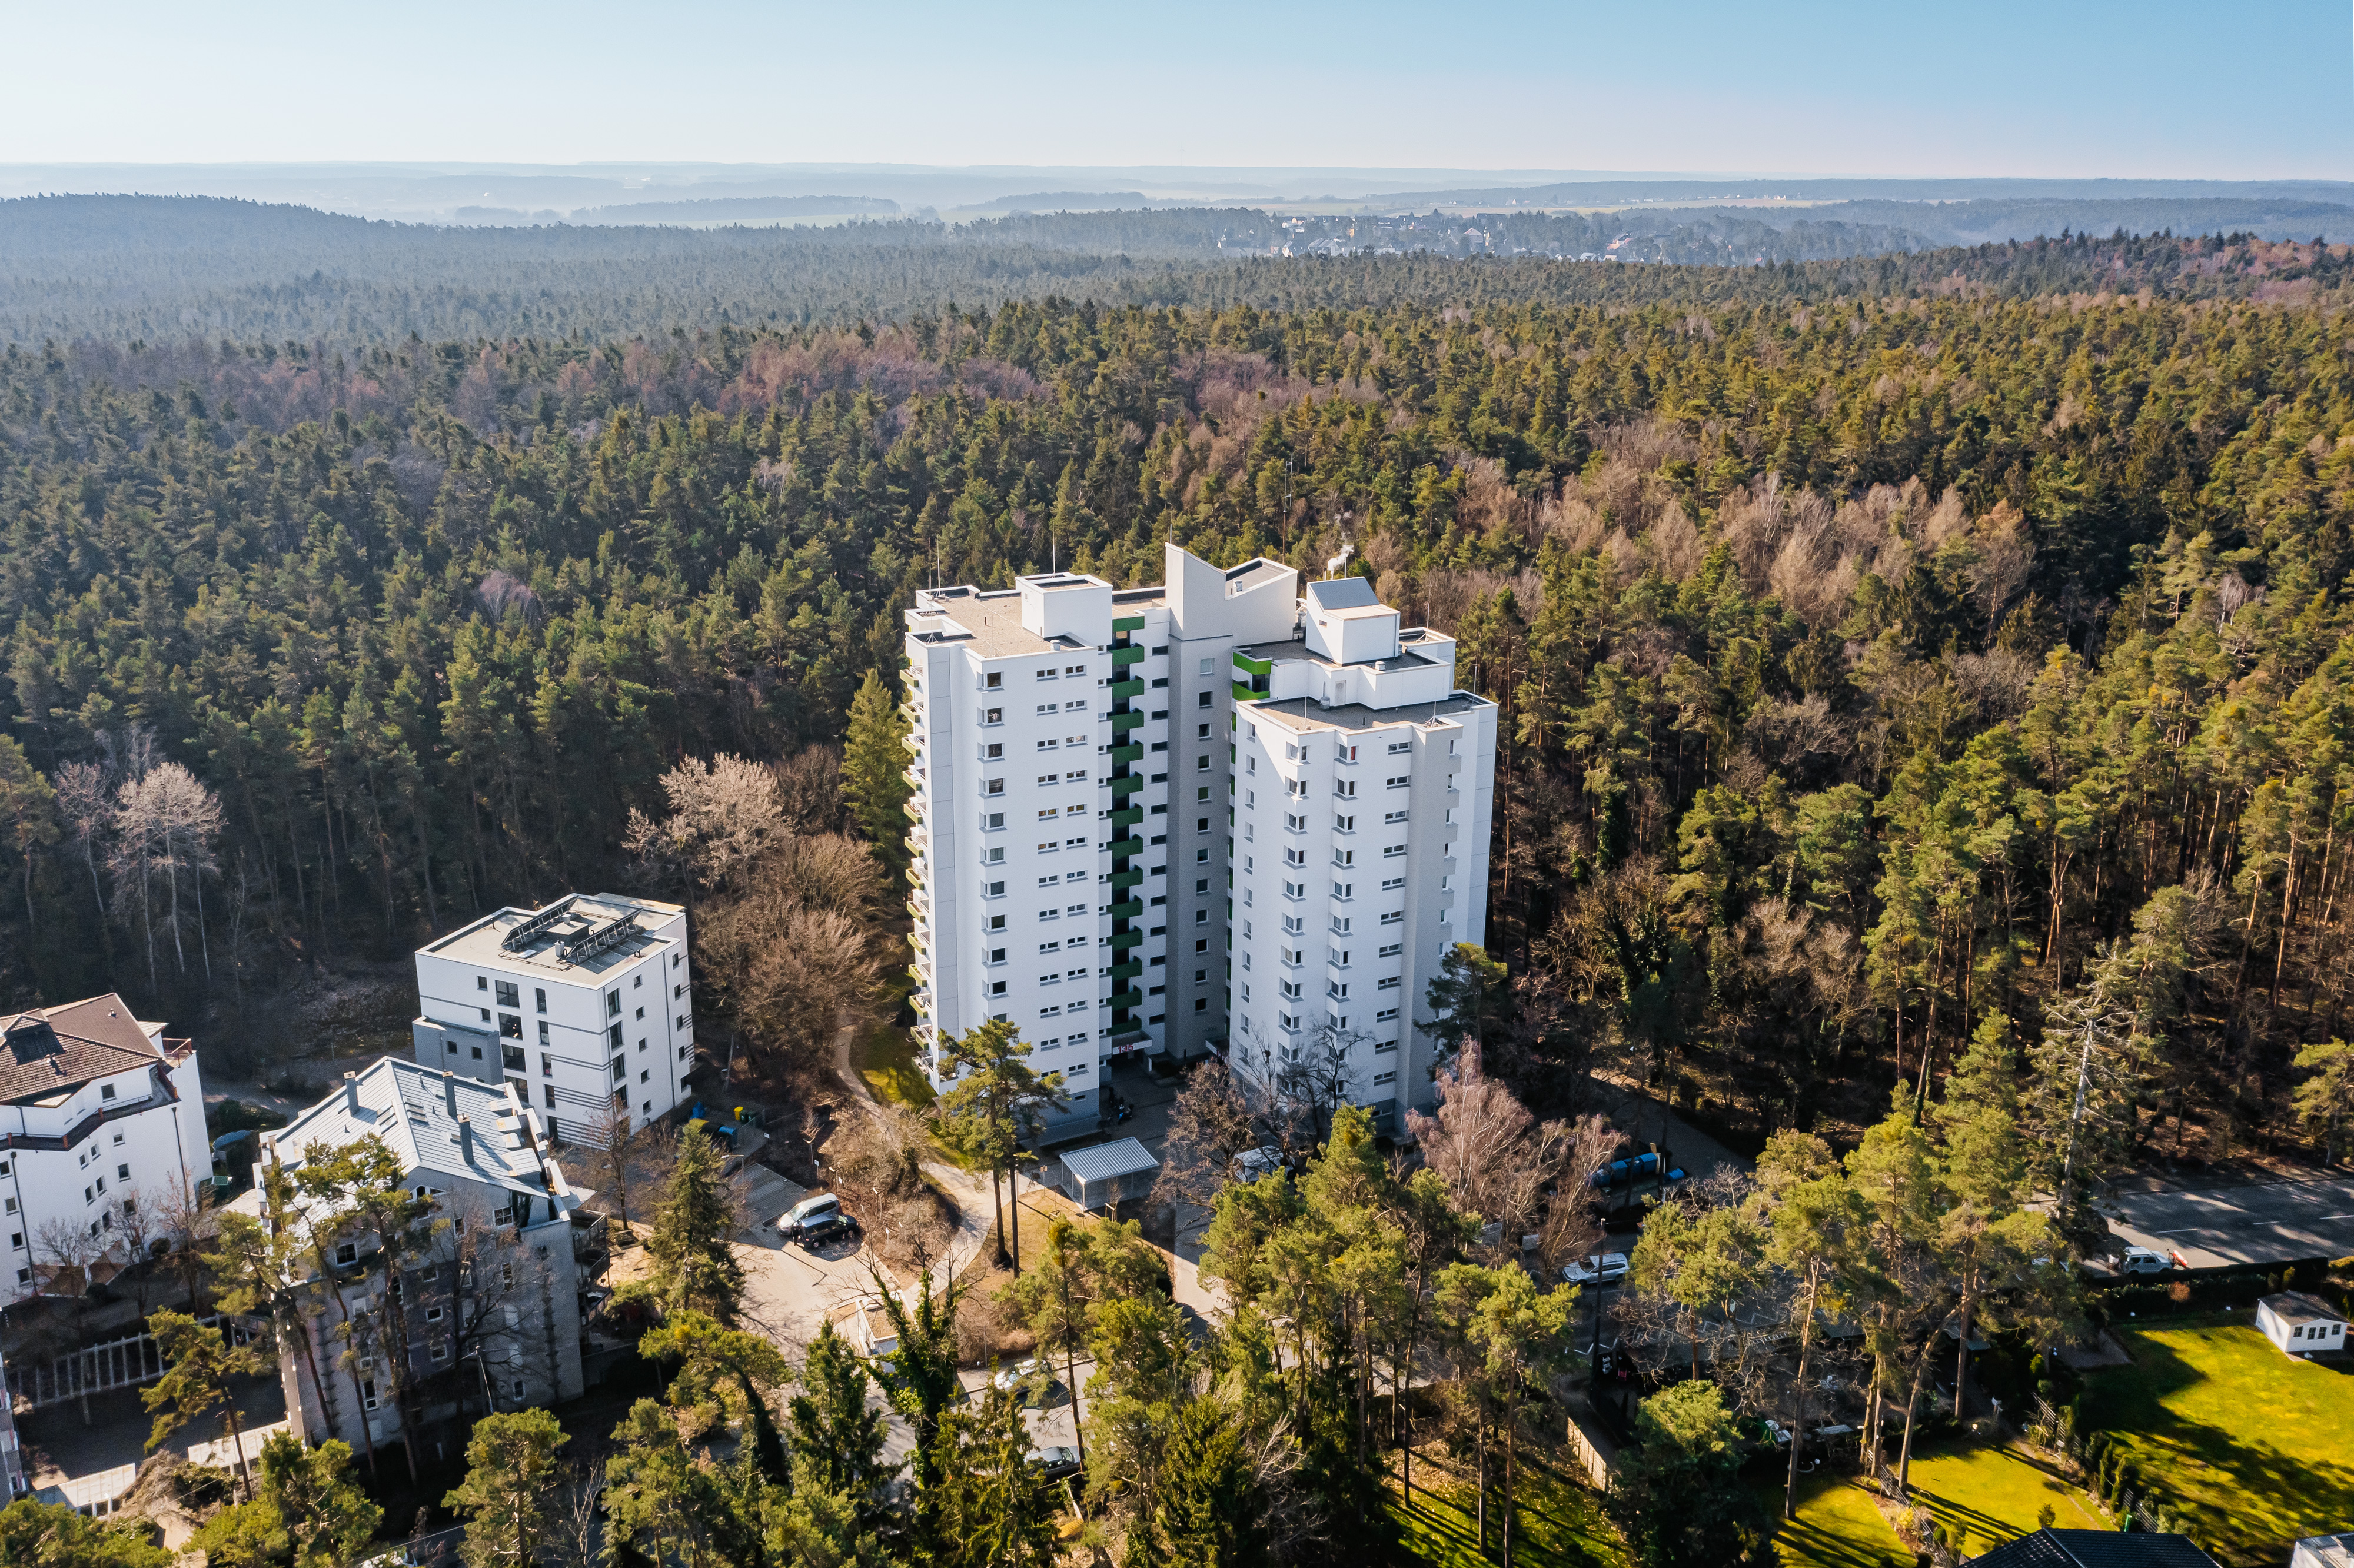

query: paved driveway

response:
[2101,1172,2354,1269]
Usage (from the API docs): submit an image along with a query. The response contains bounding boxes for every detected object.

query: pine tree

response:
[840,669,912,873]
[1151,1400,1264,1568]
[647,1123,746,1324]
[444,1409,566,1568]
[787,1320,895,1510]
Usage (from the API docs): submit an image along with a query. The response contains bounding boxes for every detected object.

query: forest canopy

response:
[2,255,2353,1164]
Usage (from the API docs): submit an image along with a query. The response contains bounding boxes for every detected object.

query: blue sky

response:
[6,0,2347,178]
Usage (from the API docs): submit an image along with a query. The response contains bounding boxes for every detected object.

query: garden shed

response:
[1059,1137,1159,1211]
[2256,1291,2347,1358]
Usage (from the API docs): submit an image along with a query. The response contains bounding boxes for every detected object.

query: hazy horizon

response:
[7,1,2350,179]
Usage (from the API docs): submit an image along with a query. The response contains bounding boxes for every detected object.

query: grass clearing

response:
[1899,1441,2107,1554]
[1761,1472,1907,1568]
[2084,1316,2354,1564]
[853,1019,934,1107]
[1387,1453,1626,1568]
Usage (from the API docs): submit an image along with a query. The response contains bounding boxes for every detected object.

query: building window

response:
[544,1085,557,1109]
[477,976,488,991]
[606,991,621,1017]
[495,981,519,1008]
[499,1014,522,1039]
[534,988,547,1013]
[337,1242,358,1266]
[493,1206,514,1227]
[117,1163,129,1181]
[99,1083,117,1101]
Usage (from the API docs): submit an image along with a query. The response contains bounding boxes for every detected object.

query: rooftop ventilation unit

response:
[558,913,638,966]
[501,896,578,952]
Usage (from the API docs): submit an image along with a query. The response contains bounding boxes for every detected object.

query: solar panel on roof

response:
[559,914,638,965]
[501,896,578,951]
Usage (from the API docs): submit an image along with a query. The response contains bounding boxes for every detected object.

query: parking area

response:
[2099,1171,2354,1270]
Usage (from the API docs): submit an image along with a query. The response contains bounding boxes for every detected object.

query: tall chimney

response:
[458,1114,474,1164]
[343,1072,360,1114]
[443,1070,458,1117]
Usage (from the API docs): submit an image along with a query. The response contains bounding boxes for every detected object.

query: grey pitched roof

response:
[0,994,166,1104]
[2260,1290,2345,1325]
[1061,1137,1158,1186]
[1306,576,1379,611]
[261,1057,570,1203]
[1974,1529,2218,1568]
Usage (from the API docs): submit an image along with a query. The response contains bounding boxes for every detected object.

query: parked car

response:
[992,1356,1047,1393]
[2117,1246,2175,1275]
[1025,1445,1082,1482]
[1562,1252,1631,1287]
[779,1193,861,1247]
[1230,1146,1285,1183]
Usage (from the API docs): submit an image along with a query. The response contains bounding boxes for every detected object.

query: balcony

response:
[1113,614,1145,634]
[1110,711,1145,734]
[1110,960,1143,982]
[1110,867,1143,890]
[1110,679,1145,698]
[1110,743,1144,763]
[1111,646,1145,668]
[1107,989,1145,1010]
[1109,929,1144,950]
[1110,774,1145,796]
[1109,806,1143,828]
[1105,836,1143,858]
[1108,898,1143,918]
[1231,681,1262,703]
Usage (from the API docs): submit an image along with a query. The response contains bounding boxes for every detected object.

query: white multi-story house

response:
[411,893,691,1147]
[902,545,1495,1136]
[236,1059,587,1456]
[0,995,210,1305]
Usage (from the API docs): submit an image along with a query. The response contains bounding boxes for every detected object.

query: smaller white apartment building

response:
[412,893,691,1146]
[0,996,210,1306]
[234,1060,587,1453]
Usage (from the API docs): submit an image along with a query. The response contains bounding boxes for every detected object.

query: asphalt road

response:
[2102,1172,2354,1269]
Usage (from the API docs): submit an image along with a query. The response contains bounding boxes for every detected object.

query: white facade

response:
[0,996,210,1307]
[902,545,1497,1136]
[235,1060,586,1453]
[2257,1291,2347,1358]
[413,893,691,1147]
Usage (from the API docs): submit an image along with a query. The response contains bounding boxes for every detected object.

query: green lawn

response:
[1760,1443,2104,1567]
[1389,1454,1627,1568]
[1761,1473,1907,1568]
[1900,1442,2107,1555]
[2084,1316,2354,1565]
[853,1019,934,1107]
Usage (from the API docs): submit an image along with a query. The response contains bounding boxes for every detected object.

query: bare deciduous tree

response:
[108,761,224,984]
[1407,1038,1614,1270]
[623,753,786,901]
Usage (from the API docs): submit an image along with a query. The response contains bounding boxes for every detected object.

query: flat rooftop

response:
[422,892,679,977]
[1234,632,1442,674]
[1245,691,1490,735]
[909,588,1098,659]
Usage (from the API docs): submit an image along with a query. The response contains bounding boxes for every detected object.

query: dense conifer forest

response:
[4,265,2354,1171]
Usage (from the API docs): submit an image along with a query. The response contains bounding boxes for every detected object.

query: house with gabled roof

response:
[0,994,210,1306]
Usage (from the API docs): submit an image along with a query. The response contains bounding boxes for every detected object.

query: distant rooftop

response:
[261,1056,571,1206]
[1246,691,1488,735]
[423,893,679,977]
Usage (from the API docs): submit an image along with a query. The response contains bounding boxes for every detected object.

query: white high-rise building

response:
[901,545,1495,1136]
[411,893,692,1146]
